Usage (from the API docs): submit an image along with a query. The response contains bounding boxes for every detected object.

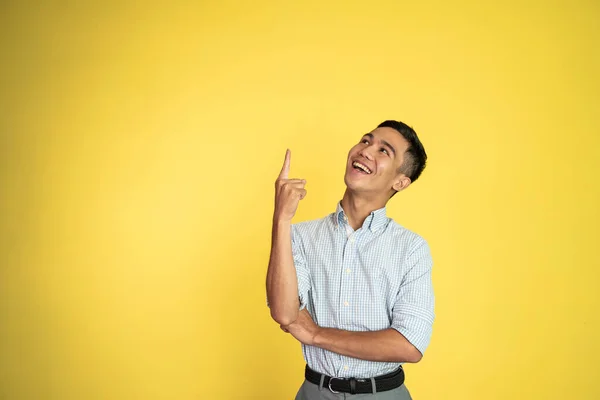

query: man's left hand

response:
[280,308,320,345]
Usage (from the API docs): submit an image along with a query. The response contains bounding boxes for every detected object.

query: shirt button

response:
[344,365,349,371]
[346,268,351,274]
[344,301,349,306]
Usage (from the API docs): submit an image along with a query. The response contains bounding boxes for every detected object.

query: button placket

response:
[340,226,355,326]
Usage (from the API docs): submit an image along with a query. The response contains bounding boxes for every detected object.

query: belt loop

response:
[318,374,325,391]
[349,378,357,395]
[370,377,377,394]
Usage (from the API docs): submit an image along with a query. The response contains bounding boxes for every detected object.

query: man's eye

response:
[380,148,388,155]
[361,139,370,144]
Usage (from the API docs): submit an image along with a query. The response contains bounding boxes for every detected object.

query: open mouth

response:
[352,161,372,174]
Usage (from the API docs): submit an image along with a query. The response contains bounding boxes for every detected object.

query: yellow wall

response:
[1,1,599,399]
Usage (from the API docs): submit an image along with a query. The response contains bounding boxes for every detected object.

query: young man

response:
[266,120,434,399]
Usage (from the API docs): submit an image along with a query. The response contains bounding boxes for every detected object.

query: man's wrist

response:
[273,214,292,227]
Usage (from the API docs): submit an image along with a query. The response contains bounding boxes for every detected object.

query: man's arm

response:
[281,309,422,363]
[266,220,300,325]
[314,327,422,363]
[266,150,307,326]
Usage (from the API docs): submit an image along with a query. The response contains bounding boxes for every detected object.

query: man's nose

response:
[359,147,374,161]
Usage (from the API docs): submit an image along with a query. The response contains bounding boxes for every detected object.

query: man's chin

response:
[344,175,369,191]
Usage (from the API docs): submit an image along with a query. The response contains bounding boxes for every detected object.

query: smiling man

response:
[266,120,434,399]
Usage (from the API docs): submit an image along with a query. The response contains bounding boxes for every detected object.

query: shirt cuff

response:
[391,315,433,355]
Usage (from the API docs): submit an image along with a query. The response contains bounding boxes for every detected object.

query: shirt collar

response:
[333,202,388,232]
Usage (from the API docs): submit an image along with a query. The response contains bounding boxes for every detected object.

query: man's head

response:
[344,120,427,200]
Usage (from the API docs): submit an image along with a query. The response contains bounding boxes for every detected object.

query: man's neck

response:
[340,189,388,230]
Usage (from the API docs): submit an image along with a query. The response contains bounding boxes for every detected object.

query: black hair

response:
[377,120,427,184]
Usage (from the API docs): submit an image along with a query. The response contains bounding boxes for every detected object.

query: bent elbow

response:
[405,347,423,363]
[410,352,423,363]
[270,308,298,326]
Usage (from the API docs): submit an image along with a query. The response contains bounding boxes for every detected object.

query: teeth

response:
[352,161,371,174]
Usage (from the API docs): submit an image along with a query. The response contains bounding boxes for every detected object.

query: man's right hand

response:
[274,149,307,223]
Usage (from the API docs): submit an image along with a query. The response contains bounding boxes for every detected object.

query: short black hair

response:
[377,120,427,184]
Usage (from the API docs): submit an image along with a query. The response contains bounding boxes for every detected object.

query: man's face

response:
[344,127,411,196]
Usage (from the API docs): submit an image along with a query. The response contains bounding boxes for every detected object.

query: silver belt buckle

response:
[328,377,343,394]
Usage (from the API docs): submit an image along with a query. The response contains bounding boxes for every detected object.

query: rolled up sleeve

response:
[390,239,435,356]
[292,224,311,310]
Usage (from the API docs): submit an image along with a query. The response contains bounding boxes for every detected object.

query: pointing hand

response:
[274,149,307,222]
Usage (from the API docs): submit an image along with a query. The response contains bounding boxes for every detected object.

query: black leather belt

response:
[304,364,404,394]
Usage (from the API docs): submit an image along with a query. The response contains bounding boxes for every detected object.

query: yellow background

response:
[1,1,599,399]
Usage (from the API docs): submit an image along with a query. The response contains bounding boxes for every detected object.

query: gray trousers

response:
[295,379,413,400]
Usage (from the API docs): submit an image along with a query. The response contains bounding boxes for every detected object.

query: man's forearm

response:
[266,219,300,325]
[313,328,422,363]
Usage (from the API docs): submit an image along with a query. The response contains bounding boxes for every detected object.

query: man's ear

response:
[392,175,411,192]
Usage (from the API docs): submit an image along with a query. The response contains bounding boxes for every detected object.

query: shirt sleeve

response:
[266,224,311,310]
[291,224,311,310]
[390,238,435,356]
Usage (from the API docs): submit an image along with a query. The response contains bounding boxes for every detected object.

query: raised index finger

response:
[278,149,291,179]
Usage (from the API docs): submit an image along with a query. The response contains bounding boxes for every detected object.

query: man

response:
[266,120,434,399]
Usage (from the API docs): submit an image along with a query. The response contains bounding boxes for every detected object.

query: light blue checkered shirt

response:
[292,202,435,379]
